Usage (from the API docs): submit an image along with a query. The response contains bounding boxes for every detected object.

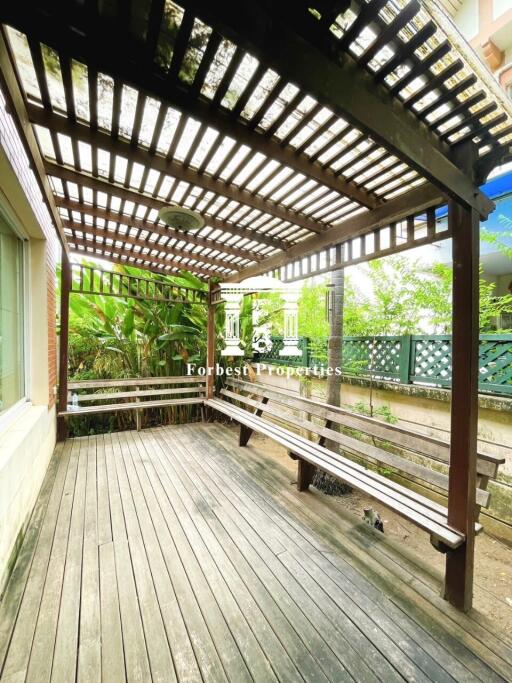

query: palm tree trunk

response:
[326,268,344,408]
[314,268,351,495]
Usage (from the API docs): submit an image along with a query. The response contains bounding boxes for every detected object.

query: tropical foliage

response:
[294,249,512,340]
[65,263,210,381]
[61,263,221,436]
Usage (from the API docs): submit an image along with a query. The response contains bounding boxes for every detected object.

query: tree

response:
[294,242,512,338]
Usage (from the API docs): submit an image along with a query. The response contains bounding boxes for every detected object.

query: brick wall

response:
[0,88,60,408]
[46,242,57,407]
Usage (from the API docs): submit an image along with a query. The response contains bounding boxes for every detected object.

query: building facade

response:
[439,0,512,328]
[442,0,512,95]
[0,90,58,593]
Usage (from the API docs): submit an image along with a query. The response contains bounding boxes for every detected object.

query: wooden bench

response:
[206,378,505,552]
[59,376,206,428]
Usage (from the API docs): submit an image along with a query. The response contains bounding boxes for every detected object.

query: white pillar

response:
[221,290,244,356]
[280,290,301,356]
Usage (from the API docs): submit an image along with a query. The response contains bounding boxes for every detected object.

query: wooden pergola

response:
[1,0,511,614]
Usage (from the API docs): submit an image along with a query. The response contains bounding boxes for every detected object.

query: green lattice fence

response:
[252,336,309,367]
[342,336,403,381]
[256,334,512,396]
[478,335,512,395]
[410,336,452,387]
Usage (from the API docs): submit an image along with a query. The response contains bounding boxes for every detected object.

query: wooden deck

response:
[1,423,511,683]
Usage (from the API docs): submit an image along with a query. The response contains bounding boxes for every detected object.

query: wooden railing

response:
[70,263,208,304]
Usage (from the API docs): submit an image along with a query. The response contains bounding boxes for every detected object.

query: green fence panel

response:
[255,334,512,397]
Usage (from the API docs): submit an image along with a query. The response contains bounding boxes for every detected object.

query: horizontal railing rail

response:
[254,334,512,397]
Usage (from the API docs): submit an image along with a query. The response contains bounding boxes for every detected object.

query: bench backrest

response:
[67,376,206,410]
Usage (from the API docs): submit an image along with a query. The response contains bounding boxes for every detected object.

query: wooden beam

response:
[187,0,494,218]
[44,161,284,251]
[56,197,262,261]
[57,253,71,441]
[0,28,69,253]
[0,8,379,209]
[444,184,479,610]
[68,248,210,279]
[28,105,327,236]
[68,238,228,277]
[226,183,445,282]
[62,219,243,270]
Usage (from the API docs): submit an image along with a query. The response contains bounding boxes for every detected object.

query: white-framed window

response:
[0,207,27,418]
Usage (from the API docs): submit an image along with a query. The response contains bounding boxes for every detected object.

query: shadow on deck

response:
[1,422,511,682]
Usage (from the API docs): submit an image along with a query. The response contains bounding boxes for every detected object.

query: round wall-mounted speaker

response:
[158,206,205,232]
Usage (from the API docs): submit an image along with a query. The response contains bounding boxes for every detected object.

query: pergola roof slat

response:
[189,0,492,215]
[58,199,257,261]
[226,181,444,282]
[63,219,243,271]
[46,161,281,253]
[0,29,69,252]
[29,106,326,239]
[67,245,214,278]
[68,236,228,277]
[2,0,510,279]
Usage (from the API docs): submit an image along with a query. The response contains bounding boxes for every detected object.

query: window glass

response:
[0,215,25,414]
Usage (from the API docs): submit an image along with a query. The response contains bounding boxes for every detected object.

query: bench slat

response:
[68,376,205,390]
[226,378,503,475]
[208,398,467,549]
[217,398,484,543]
[220,388,491,508]
[77,387,206,402]
[219,399,451,520]
[59,397,203,416]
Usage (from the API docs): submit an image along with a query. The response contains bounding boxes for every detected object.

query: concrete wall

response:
[0,138,58,594]
[252,366,512,542]
[454,0,479,40]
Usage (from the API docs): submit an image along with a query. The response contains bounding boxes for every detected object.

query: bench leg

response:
[297,457,316,492]
[239,424,253,447]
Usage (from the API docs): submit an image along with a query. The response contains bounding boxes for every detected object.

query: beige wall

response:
[452,0,512,89]
[0,147,58,594]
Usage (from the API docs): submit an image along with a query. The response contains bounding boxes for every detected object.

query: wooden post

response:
[326,268,344,453]
[57,254,71,442]
[206,279,216,401]
[444,194,480,612]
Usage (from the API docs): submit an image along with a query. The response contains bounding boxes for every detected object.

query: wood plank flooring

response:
[1,423,511,682]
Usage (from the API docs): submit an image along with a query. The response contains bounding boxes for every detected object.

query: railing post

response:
[57,254,71,442]
[135,385,142,431]
[444,154,479,611]
[399,335,412,384]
